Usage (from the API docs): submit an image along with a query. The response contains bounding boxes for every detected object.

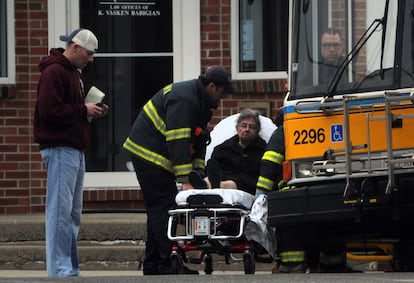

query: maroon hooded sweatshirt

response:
[34,48,89,150]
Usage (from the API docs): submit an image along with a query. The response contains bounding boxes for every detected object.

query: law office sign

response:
[82,0,171,52]
[98,1,161,17]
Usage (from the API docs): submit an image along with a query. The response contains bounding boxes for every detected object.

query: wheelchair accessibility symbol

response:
[330,124,343,142]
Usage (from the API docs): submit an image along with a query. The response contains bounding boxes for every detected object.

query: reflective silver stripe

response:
[163,84,172,94]
[262,150,284,165]
[143,100,166,135]
[280,251,306,263]
[173,163,192,176]
[123,138,173,173]
[165,127,191,142]
[256,176,274,191]
[192,158,205,170]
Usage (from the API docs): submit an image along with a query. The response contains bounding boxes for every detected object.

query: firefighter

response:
[256,109,348,273]
[123,65,235,275]
[255,109,308,273]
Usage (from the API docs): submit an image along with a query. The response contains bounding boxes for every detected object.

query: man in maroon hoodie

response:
[33,28,108,277]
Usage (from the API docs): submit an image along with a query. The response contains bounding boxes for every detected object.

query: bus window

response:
[291,0,398,99]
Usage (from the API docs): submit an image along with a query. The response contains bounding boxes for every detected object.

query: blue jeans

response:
[40,147,85,277]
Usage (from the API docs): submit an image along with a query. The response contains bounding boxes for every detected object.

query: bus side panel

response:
[285,107,414,160]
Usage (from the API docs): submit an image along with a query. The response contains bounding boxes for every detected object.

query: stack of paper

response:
[85,86,105,104]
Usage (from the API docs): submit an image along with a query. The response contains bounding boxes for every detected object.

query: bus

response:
[268,0,414,271]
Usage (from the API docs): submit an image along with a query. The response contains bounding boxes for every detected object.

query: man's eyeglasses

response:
[321,43,340,48]
[86,50,95,56]
[238,123,257,131]
[73,42,95,56]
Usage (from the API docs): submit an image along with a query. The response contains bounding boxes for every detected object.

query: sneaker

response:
[206,159,221,188]
[189,170,208,189]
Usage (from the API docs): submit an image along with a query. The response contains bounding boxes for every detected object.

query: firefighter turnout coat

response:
[256,125,285,192]
[123,79,212,180]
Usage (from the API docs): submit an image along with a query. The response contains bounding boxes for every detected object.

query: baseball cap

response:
[60,28,98,53]
[204,65,236,94]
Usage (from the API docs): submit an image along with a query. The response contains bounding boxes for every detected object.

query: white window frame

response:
[48,0,200,188]
[230,0,288,80]
[0,0,16,84]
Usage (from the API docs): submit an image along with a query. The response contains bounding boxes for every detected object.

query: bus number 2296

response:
[294,128,325,144]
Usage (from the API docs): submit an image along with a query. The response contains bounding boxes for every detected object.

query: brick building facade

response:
[0,0,287,214]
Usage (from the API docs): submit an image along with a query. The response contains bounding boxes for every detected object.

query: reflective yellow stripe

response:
[143,100,166,135]
[256,176,274,191]
[163,84,172,95]
[165,127,191,142]
[193,158,205,170]
[280,184,296,191]
[173,163,192,176]
[280,251,306,263]
[262,150,284,165]
[123,138,173,173]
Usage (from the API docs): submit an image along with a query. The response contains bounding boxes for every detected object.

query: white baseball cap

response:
[60,28,98,53]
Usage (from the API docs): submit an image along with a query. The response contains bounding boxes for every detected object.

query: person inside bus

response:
[189,108,267,196]
[301,28,348,87]
[318,28,348,85]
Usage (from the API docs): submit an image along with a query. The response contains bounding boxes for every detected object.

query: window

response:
[0,0,15,84]
[78,1,174,172]
[49,0,200,187]
[231,0,289,80]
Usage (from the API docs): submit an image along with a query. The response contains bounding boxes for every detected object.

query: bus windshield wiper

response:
[326,0,389,98]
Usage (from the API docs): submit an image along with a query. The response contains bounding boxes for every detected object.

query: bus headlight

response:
[312,160,336,176]
[296,162,313,178]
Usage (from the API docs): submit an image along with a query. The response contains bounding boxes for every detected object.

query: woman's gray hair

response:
[236,108,261,132]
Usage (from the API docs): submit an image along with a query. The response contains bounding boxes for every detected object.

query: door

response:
[48,0,200,186]
[79,1,173,171]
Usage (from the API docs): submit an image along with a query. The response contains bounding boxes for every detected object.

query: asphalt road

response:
[0,271,414,283]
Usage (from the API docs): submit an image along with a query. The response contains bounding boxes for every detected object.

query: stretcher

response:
[167,189,271,274]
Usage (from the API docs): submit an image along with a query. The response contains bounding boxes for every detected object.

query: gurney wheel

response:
[204,253,213,274]
[243,251,255,274]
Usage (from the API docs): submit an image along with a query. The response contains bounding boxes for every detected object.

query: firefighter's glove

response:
[255,188,268,198]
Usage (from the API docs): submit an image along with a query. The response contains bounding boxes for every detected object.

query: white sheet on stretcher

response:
[175,188,255,209]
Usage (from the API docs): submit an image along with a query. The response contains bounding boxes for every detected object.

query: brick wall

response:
[0,0,48,214]
[200,0,286,127]
[0,0,286,214]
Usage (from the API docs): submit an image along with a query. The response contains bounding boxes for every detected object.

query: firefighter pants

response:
[277,224,306,266]
[131,156,177,275]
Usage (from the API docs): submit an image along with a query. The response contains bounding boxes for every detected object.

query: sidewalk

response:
[0,212,147,225]
[0,270,143,278]
[0,269,269,278]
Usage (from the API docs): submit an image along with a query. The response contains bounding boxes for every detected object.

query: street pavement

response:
[1,214,413,282]
[0,270,414,283]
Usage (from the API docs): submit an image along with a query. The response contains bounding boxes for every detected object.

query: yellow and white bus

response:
[268,0,414,271]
